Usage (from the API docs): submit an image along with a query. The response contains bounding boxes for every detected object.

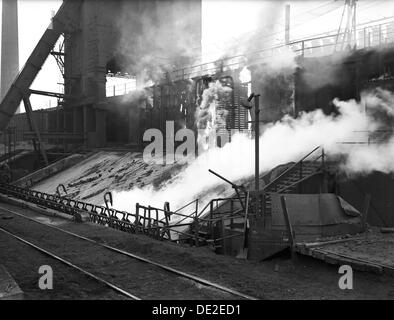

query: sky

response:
[1,0,394,111]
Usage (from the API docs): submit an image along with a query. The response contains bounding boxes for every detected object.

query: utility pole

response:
[335,0,358,51]
[242,93,261,215]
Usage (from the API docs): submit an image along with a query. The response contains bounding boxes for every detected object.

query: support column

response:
[23,96,49,166]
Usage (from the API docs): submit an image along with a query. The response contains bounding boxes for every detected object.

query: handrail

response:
[172,198,219,227]
[263,146,321,191]
[174,199,198,214]
[171,194,247,228]
[166,18,394,82]
[267,148,325,194]
[275,168,322,193]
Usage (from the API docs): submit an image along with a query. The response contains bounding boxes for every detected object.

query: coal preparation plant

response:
[1,0,394,306]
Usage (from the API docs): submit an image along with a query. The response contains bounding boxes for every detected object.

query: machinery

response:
[0,0,81,181]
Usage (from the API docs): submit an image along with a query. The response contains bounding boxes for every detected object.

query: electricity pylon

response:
[334,0,358,51]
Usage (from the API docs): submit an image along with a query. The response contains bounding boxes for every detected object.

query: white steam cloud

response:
[195,81,232,151]
[115,0,201,86]
[111,87,394,219]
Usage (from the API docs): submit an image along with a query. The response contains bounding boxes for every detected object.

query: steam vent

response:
[1,0,394,304]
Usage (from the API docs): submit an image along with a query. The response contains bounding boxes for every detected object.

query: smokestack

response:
[1,0,19,112]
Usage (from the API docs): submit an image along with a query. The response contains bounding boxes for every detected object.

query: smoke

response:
[120,87,153,109]
[300,51,353,90]
[251,46,297,121]
[235,1,284,57]
[115,0,201,86]
[363,87,394,117]
[107,2,394,219]
[195,81,232,151]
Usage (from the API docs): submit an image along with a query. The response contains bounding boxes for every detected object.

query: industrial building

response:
[1,0,394,301]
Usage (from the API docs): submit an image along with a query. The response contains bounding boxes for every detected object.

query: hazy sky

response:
[1,0,394,110]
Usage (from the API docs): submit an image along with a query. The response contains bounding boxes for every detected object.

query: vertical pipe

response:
[210,201,214,239]
[353,0,357,47]
[194,217,199,247]
[221,217,226,255]
[143,207,147,233]
[254,95,260,215]
[195,199,199,218]
[148,206,151,233]
[379,24,382,46]
[363,27,367,48]
[155,209,159,239]
[285,4,290,45]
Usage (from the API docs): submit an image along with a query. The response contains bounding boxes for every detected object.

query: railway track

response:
[0,227,140,300]
[0,205,258,300]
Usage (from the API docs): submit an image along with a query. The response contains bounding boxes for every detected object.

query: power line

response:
[201,1,338,52]
[200,1,393,60]
[204,0,389,57]
[223,1,344,53]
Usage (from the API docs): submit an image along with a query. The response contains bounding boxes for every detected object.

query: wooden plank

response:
[295,236,365,248]
[308,248,384,274]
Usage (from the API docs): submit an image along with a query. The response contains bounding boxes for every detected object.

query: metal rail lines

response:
[0,205,258,300]
[0,226,141,300]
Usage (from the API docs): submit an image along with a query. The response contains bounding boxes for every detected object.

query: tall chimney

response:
[1,0,19,111]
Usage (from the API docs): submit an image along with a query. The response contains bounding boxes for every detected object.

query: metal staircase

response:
[262,146,326,215]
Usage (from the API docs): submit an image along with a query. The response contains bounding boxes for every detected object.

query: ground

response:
[1,201,393,300]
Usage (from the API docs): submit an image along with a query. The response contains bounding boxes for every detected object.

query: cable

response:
[201,1,339,52]
[211,1,344,56]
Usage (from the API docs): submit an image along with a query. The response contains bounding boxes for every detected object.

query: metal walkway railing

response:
[166,18,394,82]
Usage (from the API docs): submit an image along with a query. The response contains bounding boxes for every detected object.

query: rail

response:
[0,183,199,242]
[263,146,322,192]
[0,182,255,250]
[0,205,258,300]
[165,19,394,82]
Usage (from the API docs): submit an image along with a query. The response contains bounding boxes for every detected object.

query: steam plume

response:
[111,87,394,218]
[195,81,232,151]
